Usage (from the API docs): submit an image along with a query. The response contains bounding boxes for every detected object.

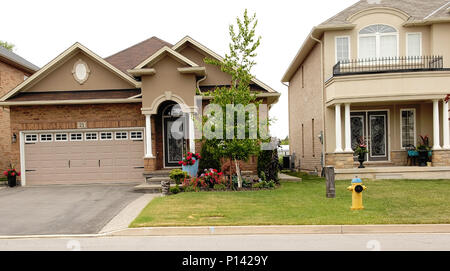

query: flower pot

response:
[182,159,199,177]
[7,175,17,187]
[417,150,429,167]
[357,153,366,168]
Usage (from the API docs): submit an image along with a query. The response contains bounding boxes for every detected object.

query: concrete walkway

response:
[279,173,302,181]
[100,193,160,234]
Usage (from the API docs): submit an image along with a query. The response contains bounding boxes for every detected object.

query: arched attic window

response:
[358,24,398,59]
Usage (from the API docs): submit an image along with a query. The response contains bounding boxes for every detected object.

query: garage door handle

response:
[134,167,144,169]
[99,160,101,167]
[68,160,71,168]
[25,170,36,172]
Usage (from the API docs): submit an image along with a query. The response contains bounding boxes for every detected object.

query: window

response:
[85,132,98,141]
[40,134,53,142]
[100,132,113,140]
[407,33,422,57]
[115,132,128,140]
[70,133,83,141]
[25,134,38,143]
[359,24,398,59]
[401,109,416,149]
[130,131,143,140]
[336,36,350,62]
[55,133,68,141]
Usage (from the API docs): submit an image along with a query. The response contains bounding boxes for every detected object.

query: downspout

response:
[309,32,326,170]
[196,75,207,94]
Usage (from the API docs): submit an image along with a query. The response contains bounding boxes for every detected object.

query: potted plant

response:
[417,135,431,167]
[179,152,201,177]
[354,137,368,168]
[3,165,20,187]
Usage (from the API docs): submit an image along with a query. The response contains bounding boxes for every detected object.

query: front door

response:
[351,111,388,161]
[163,117,185,167]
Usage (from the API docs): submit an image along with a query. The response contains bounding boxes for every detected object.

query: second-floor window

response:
[358,24,398,59]
[407,33,422,57]
[336,36,350,63]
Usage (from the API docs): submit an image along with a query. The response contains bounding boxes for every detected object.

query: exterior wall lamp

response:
[12,133,17,144]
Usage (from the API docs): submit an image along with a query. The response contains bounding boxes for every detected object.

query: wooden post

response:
[325,166,336,198]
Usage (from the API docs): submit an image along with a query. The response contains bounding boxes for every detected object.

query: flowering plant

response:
[3,165,20,178]
[354,136,368,156]
[200,168,224,188]
[178,152,201,166]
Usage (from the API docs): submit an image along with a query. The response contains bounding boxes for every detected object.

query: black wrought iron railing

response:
[333,56,444,76]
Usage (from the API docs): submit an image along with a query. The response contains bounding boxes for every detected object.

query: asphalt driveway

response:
[0,184,141,236]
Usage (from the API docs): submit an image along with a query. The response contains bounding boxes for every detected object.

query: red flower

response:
[11,172,15,176]
[17,172,21,176]
[3,171,7,176]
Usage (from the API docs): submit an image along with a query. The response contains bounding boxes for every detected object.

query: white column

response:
[344,103,352,152]
[188,112,196,153]
[433,100,441,150]
[145,114,154,158]
[443,100,450,149]
[335,104,343,153]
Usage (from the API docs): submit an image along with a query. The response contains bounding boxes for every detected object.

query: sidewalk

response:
[279,173,302,181]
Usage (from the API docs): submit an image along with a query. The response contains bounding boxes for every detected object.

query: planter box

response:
[182,159,199,177]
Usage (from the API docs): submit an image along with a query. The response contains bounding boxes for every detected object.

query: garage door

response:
[23,130,145,185]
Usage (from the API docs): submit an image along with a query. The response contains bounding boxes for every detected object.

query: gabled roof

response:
[1,42,139,102]
[172,36,278,93]
[0,46,39,73]
[133,46,199,69]
[105,36,172,73]
[282,0,450,82]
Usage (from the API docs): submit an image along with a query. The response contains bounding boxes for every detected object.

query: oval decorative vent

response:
[72,59,90,84]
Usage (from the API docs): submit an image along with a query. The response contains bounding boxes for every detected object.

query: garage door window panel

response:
[100,132,113,141]
[130,131,143,140]
[55,133,68,141]
[25,134,38,143]
[40,134,53,142]
[115,132,128,140]
[85,132,98,141]
[70,133,83,141]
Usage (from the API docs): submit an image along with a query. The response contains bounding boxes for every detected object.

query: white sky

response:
[2,0,359,139]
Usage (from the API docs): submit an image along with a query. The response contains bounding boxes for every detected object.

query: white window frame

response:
[100,132,113,141]
[85,132,98,141]
[115,131,128,140]
[400,108,417,150]
[335,36,351,64]
[358,24,399,61]
[39,134,53,142]
[25,134,38,143]
[406,32,422,57]
[55,133,68,142]
[130,131,143,140]
[70,133,83,142]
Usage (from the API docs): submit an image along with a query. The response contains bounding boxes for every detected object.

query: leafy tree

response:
[0,41,15,51]
[280,136,289,145]
[198,140,222,174]
[203,9,264,188]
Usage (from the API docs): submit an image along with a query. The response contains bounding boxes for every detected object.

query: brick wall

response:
[0,61,30,171]
[288,43,324,172]
[432,150,450,167]
[391,151,408,166]
[10,103,145,173]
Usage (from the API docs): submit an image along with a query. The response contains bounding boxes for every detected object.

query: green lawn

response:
[130,173,450,227]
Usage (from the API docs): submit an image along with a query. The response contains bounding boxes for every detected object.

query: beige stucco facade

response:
[284,4,450,172]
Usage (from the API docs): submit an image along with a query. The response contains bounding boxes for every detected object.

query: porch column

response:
[188,112,196,153]
[443,100,450,149]
[335,104,343,153]
[433,100,441,150]
[344,103,352,152]
[145,114,154,158]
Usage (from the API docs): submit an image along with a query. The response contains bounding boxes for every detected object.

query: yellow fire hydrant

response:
[347,177,367,210]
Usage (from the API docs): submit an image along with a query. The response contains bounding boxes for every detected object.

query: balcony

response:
[333,56,445,76]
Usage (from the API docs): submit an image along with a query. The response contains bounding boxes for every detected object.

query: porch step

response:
[133,183,162,193]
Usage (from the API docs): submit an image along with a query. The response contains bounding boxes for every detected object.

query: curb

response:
[1,224,450,239]
[108,224,450,236]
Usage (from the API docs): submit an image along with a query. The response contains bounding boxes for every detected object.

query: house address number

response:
[77,122,87,129]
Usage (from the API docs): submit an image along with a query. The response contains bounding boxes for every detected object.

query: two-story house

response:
[0,46,38,171]
[283,0,450,179]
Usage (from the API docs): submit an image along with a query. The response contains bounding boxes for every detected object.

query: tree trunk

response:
[234,158,242,188]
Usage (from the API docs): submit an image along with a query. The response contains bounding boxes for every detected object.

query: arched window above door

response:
[358,24,398,59]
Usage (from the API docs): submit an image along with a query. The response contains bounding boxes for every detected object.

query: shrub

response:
[257,145,280,184]
[199,168,226,188]
[169,169,188,185]
[253,180,275,189]
[183,185,197,192]
[213,184,227,191]
[198,140,222,174]
[170,186,181,194]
